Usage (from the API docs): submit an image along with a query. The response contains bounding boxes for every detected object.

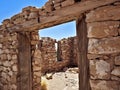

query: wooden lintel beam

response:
[8,0,118,32]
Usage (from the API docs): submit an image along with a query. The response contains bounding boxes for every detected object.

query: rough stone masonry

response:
[0,0,120,90]
[39,37,77,73]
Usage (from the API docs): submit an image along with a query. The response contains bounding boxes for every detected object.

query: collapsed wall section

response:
[86,3,120,90]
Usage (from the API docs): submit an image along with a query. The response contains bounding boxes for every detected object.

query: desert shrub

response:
[41,77,47,90]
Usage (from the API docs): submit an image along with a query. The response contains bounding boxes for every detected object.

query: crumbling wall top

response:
[0,0,118,32]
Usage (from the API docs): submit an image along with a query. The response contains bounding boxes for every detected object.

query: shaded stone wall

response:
[59,37,77,66]
[0,26,18,90]
[30,31,41,90]
[39,37,77,73]
[86,3,120,90]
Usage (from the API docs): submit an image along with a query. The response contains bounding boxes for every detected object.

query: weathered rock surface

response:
[61,0,75,7]
[115,56,120,65]
[111,67,120,77]
[87,21,119,38]
[90,60,111,79]
[90,80,119,90]
[118,29,120,35]
[88,37,120,54]
[86,5,120,22]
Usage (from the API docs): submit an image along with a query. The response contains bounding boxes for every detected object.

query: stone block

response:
[54,0,62,4]
[87,54,109,60]
[90,80,119,90]
[0,44,2,48]
[111,75,120,81]
[34,71,41,77]
[54,3,61,7]
[0,34,3,38]
[2,19,10,26]
[11,75,17,83]
[11,35,17,41]
[12,64,18,72]
[54,3,61,10]
[12,55,17,60]
[28,12,38,19]
[45,1,53,6]
[115,56,120,65]
[45,1,54,12]
[36,77,41,83]
[3,61,11,67]
[33,49,42,59]
[7,54,12,60]
[87,21,119,38]
[22,6,38,12]
[88,37,120,54]
[45,5,54,12]
[86,5,120,22]
[8,71,13,76]
[111,67,120,77]
[61,0,75,7]
[11,84,17,90]
[0,49,3,55]
[118,29,120,35]
[55,6,61,10]
[34,59,41,65]
[33,65,41,71]
[90,60,111,79]
[114,1,120,5]
[39,9,47,16]
[11,13,25,24]
[0,54,7,60]
[31,40,39,45]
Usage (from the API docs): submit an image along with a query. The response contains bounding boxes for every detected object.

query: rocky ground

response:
[42,67,79,90]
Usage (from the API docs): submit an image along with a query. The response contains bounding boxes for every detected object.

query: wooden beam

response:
[76,15,90,90]
[8,0,118,32]
[17,32,32,90]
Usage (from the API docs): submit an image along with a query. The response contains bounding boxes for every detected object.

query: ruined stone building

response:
[0,0,120,90]
[39,37,77,73]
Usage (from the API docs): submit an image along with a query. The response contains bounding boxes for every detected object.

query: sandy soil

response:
[42,67,79,90]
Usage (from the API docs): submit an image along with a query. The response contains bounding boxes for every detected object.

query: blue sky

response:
[0,0,76,40]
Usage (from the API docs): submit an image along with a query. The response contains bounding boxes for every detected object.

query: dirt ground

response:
[42,67,79,90]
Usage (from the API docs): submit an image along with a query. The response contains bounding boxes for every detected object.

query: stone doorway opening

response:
[39,21,79,90]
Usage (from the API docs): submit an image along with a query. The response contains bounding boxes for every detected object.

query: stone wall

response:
[0,0,120,90]
[86,3,120,90]
[59,37,77,66]
[30,31,41,90]
[0,0,80,89]
[0,25,18,90]
[39,37,77,73]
